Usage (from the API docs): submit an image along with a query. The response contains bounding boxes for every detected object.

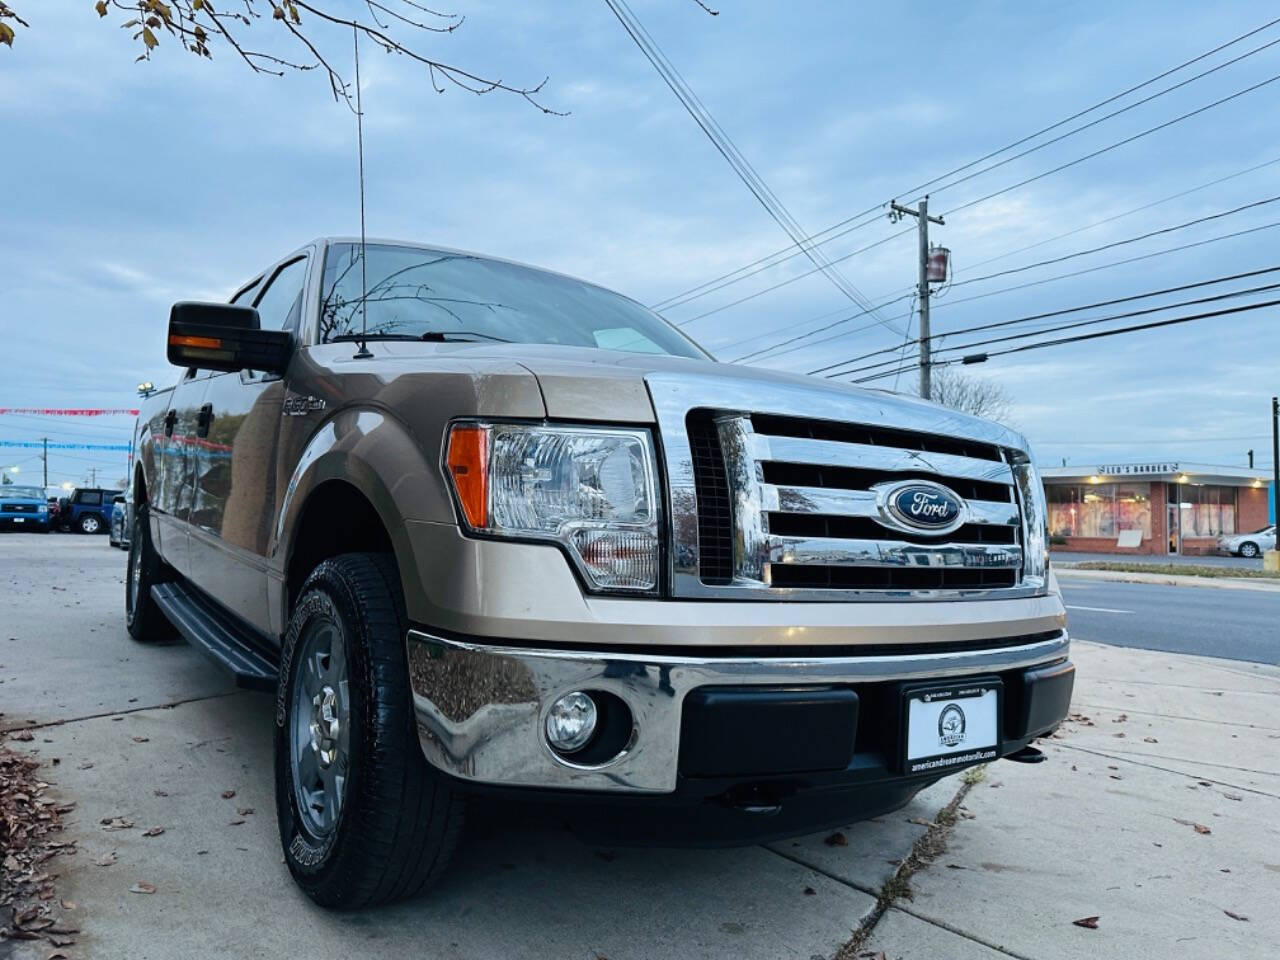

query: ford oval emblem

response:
[885,482,965,532]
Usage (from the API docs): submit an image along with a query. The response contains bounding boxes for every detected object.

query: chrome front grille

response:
[648,372,1045,601]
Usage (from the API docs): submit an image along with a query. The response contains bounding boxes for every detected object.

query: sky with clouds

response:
[2,0,1279,489]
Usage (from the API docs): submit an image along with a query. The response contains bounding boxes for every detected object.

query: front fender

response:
[273,406,453,633]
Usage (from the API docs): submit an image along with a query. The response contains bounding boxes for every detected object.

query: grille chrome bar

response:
[646,372,1045,602]
[767,535,1023,570]
[750,434,1015,485]
[765,484,1020,527]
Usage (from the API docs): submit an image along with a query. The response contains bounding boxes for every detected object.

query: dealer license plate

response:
[903,681,1000,775]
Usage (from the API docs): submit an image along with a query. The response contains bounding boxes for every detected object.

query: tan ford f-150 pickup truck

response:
[127,238,1072,908]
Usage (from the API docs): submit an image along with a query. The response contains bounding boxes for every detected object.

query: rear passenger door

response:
[187,254,308,634]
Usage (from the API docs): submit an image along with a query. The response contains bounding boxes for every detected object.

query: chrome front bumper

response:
[407,628,1070,794]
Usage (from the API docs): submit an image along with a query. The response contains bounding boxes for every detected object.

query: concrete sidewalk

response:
[865,640,1280,959]
[1055,566,1280,593]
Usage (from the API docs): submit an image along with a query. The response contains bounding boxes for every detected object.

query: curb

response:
[1054,566,1280,593]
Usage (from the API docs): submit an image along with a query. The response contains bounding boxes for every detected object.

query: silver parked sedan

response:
[1218,525,1276,558]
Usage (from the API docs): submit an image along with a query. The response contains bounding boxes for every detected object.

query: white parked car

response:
[1218,525,1276,558]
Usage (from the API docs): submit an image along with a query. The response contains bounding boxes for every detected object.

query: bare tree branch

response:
[930,369,1018,426]
[6,1,562,114]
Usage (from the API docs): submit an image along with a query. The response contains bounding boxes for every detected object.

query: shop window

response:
[1047,482,1152,539]
[1168,484,1237,537]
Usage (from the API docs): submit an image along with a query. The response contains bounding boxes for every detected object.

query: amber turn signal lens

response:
[446,424,489,528]
[168,334,223,350]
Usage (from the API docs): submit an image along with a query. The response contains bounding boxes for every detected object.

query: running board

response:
[151,582,278,691]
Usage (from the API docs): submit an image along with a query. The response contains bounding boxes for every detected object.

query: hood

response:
[449,343,1028,452]
[337,340,1027,451]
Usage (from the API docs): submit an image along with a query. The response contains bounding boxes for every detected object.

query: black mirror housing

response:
[167,301,293,374]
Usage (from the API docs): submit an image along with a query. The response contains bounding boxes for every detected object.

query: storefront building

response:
[1040,461,1274,555]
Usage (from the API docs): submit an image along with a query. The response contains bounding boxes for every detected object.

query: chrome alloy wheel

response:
[290,619,351,838]
[128,535,142,615]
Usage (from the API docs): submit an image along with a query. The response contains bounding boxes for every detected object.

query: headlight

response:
[445,422,661,593]
[37,505,48,514]
[1010,453,1049,590]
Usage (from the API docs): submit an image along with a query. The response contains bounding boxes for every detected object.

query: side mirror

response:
[167,302,293,374]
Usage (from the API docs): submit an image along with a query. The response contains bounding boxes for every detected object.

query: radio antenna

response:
[352,24,372,360]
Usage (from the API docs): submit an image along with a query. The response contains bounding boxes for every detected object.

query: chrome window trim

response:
[646,372,1047,601]
[408,627,1070,794]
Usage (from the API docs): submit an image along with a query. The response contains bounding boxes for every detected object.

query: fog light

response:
[545,692,597,754]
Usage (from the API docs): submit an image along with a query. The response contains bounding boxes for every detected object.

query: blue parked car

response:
[59,487,122,535]
[0,484,52,532]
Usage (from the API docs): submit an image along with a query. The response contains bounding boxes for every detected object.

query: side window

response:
[253,257,308,333]
[78,491,102,506]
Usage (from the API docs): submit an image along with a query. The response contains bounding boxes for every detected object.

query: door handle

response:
[164,409,177,437]
[197,403,214,439]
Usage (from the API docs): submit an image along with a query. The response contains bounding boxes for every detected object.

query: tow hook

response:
[1004,745,1047,764]
[719,783,785,815]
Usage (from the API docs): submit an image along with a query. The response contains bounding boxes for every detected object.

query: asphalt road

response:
[1060,577,1279,665]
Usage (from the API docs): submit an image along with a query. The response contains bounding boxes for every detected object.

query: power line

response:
[951,195,1280,289]
[723,155,1280,363]
[603,0,903,334]
[940,69,1280,219]
[829,281,1280,380]
[807,219,1280,376]
[675,226,913,326]
[913,34,1280,208]
[650,15,1280,312]
[850,297,1280,384]
[807,264,1280,376]
[674,68,1280,331]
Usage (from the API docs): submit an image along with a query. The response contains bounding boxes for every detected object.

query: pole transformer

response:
[889,197,946,400]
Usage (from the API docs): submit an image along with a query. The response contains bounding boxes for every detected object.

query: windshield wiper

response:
[418,330,511,343]
[328,331,510,344]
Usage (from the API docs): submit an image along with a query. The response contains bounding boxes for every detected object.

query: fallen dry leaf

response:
[129,881,157,895]
[1194,823,1212,835]
[142,827,165,838]
[60,899,77,910]
[131,736,150,743]
[95,852,117,867]
[154,789,168,797]
[48,933,77,947]
[824,831,848,847]
[1224,910,1249,922]
[221,789,236,799]
[237,807,254,816]
[9,729,35,741]
[803,886,816,896]
[1072,916,1100,929]
[229,819,246,826]
[1143,737,1158,743]
[100,816,134,832]
[1223,793,1243,801]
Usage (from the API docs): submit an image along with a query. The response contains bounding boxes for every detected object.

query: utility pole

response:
[1272,396,1278,530]
[889,197,946,400]
[41,437,48,489]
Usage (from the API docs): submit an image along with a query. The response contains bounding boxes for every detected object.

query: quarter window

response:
[253,257,308,332]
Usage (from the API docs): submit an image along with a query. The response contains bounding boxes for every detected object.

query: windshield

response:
[0,486,44,500]
[319,242,707,359]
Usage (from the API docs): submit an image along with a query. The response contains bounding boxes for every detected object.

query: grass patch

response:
[1069,561,1280,580]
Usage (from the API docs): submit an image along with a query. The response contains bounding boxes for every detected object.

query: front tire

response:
[125,504,176,643]
[1240,541,1260,558]
[274,553,464,909]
